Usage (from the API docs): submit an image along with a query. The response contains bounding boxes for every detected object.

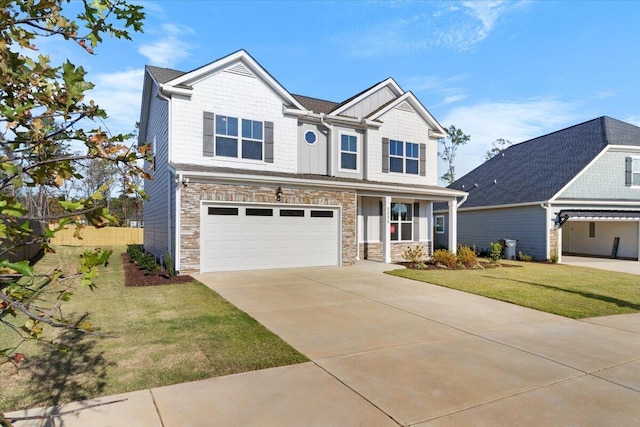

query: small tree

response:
[484,138,512,160]
[439,125,470,184]
[0,0,147,375]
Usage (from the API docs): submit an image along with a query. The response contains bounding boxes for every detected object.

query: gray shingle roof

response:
[292,95,340,114]
[449,116,640,209]
[146,65,186,84]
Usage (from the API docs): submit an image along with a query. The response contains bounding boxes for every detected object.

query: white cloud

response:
[438,97,580,178]
[404,74,467,106]
[138,23,195,67]
[336,1,526,57]
[87,68,145,136]
[625,115,640,127]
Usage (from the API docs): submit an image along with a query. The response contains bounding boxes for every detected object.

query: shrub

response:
[164,251,175,277]
[431,249,457,269]
[402,245,428,269]
[550,250,559,264]
[140,253,159,275]
[488,242,503,263]
[518,251,533,262]
[127,244,143,264]
[456,245,477,268]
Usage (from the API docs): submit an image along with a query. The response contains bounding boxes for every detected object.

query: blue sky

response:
[61,0,640,182]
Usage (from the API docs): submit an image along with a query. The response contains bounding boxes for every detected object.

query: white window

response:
[390,202,413,241]
[215,115,238,158]
[389,140,419,174]
[435,215,445,234]
[241,119,263,160]
[340,133,358,171]
[633,158,640,186]
[215,115,263,160]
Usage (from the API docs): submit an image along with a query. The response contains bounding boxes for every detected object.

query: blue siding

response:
[559,151,640,200]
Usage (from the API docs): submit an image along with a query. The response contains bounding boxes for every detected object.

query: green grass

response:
[1,246,308,412]
[387,260,640,319]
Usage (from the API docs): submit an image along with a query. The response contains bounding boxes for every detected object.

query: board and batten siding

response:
[367,106,439,186]
[443,205,548,260]
[340,86,397,118]
[170,67,299,173]
[559,150,640,200]
[142,80,171,260]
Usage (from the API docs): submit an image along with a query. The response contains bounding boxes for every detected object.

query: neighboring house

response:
[138,50,465,273]
[435,116,640,262]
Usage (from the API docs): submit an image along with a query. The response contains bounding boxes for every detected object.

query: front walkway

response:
[562,255,640,275]
[8,262,640,426]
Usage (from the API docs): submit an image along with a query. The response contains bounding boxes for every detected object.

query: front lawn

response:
[0,246,308,412]
[387,260,640,319]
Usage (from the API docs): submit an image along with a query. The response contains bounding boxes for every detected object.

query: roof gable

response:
[159,50,305,109]
[368,92,447,138]
[451,117,640,209]
[330,78,404,117]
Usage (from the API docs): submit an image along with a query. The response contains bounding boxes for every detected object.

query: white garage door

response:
[201,203,340,272]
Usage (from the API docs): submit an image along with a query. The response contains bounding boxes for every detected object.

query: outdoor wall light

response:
[276,186,283,202]
[181,176,189,187]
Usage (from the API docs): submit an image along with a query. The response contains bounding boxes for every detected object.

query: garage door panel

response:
[201,204,340,272]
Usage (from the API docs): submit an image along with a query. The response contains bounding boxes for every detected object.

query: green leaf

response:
[0,260,33,277]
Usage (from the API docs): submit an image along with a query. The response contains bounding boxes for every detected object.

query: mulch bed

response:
[122,253,194,287]
[397,260,522,270]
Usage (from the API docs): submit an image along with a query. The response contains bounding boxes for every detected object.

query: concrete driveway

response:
[562,255,640,275]
[9,262,640,426]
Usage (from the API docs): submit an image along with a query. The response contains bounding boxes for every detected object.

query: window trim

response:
[338,131,359,173]
[631,157,640,188]
[390,201,413,242]
[435,215,445,234]
[304,130,317,145]
[389,139,419,175]
[213,114,266,162]
[241,118,264,161]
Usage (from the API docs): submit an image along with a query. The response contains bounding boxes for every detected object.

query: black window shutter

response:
[203,112,214,157]
[264,121,274,163]
[382,138,389,173]
[625,157,633,186]
[419,143,426,177]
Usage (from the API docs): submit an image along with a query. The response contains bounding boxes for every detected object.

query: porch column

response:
[382,196,392,263]
[557,226,563,263]
[448,199,457,255]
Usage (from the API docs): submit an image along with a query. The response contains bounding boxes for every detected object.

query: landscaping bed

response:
[122,253,193,287]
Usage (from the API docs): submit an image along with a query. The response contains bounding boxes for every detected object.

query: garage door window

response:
[280,209,305,217]
[246,208,273,216]
[208,207,238,215]
[311,210,334,218]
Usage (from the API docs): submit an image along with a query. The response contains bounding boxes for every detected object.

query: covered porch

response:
[357,193,463,263]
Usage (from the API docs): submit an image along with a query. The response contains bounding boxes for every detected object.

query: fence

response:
[50,226,143,246]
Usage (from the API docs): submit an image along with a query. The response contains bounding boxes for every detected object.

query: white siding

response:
[142,79,170,259]
[367,106,439,185]
[171,68,299,173]
[341,86,397,118]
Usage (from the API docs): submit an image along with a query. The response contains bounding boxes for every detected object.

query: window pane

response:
[406,159,419,174]
[227,117,238,136]
[349,135,357,152]
[401,223,413,241]
[253,121,263,140]
[390,140,403,156]
[216,136,237,157]
[246,208,273,216]
[407,142,419,158]
[341,152,357,170]
[242,119,252,138]
[280,209,305,217]
[242,139,262,160]
[401,203,411,221]
[391,203,399,221]
[633,159,640,172]
[216,115,227,134]
[633,174,640,186]
[208,207,238,215]
[341,134,349,151]
[390,222,399,240]
[390,157,403,173]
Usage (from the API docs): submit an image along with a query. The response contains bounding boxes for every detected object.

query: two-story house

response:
[435,117,640,262]
[138,50,465,273]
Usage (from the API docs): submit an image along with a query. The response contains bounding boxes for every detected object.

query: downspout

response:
[319,113,334,176]
[457,193,468,208]
[540,202,553,262]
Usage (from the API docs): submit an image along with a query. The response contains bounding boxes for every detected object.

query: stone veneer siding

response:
[179,182,357,273]
[359,241,432,263]
[549,228,559,259]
